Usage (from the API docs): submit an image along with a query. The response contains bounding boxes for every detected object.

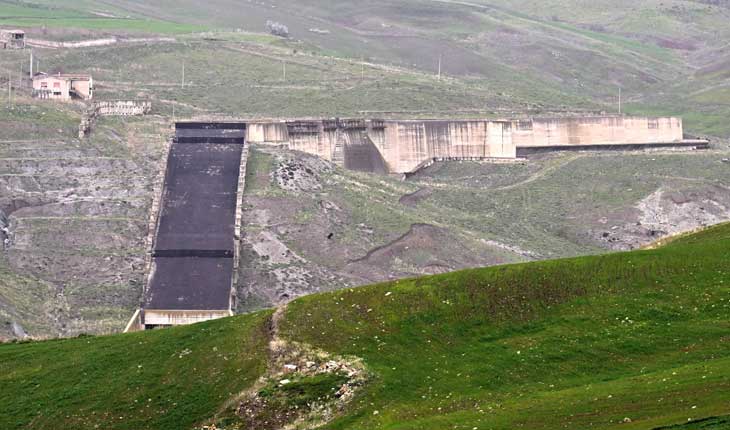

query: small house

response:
[0,30,25,49]
[32,73,94,101]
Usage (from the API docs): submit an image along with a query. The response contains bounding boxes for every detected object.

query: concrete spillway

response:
[130,122,247,330]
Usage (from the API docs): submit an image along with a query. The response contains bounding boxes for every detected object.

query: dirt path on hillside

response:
[412,154,583,193]
[492,154,582,191]
[206,304,367,430]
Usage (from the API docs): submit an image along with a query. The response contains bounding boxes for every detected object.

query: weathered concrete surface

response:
[514,117,682,148]
[246,116,686,174]
[380,120,516,172]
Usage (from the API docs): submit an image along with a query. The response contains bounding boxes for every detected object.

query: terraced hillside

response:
[2,223,729,430]
[0,98,169,338]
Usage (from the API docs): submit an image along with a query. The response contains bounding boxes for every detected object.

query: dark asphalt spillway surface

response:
[144,123,245,312]
[154,143,242,252]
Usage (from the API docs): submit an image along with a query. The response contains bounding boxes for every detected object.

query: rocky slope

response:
[236,143,730,313]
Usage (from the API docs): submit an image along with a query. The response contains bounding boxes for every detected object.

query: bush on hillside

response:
[266,20,289,38]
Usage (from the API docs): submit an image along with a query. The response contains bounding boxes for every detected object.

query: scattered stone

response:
[273,154,332,192]
[11,321,27,339]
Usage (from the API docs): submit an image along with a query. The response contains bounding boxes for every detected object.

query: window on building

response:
[53,82,61,89]
[41,82,48,89]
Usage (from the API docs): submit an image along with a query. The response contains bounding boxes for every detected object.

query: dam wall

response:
[514,116,683,148]
[247,121,288,143]
[381,120,516,173]
[246,116,686,174]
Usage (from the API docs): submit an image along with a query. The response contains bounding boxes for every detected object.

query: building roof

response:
[1,29,25,34]
[33,72,92,81]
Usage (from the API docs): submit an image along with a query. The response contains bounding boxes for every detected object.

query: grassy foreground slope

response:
[282,223,730,429]
[0,312,271,430]
[1,224,730,429]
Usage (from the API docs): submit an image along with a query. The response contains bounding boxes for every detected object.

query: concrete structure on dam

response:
[246,116,701,174]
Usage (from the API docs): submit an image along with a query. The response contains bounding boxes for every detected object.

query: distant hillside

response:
[2,0,730,135]
[2,222,729,429]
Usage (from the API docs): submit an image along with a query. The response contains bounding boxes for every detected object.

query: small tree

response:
[266,20,289,38]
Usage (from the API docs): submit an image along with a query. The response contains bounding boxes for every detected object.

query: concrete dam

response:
[126,114,704,330]
[246,116,702,174]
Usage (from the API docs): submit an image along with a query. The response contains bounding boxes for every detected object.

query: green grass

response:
[0,310,271,430]
[655,415,730,430]
[0,2,204,34]
[280,222,730,429]
[625,103,730,138]
[32,40,525,118]
[0,100,80,141]
[2,223,730,429]
[258,373,348,408]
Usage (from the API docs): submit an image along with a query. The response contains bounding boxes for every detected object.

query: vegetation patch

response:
[204,308,368,430]
[223,372,350,430]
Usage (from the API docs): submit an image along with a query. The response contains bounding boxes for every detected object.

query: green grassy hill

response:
[2,223,729,429]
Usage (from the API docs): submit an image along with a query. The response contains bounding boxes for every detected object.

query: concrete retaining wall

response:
[515,116,683,148]
[382,120,517,173]
[95,100,151,116]
[245,116,685,174]
[143,309,232,326]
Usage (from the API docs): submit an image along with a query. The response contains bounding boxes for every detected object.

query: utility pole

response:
[361,56,365,80]
[181,61,185,89]
[437,54,442,81]
[8,70,12,105]
[282,60,287,81]
[618,86,622,115]
[29,49,33,80]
